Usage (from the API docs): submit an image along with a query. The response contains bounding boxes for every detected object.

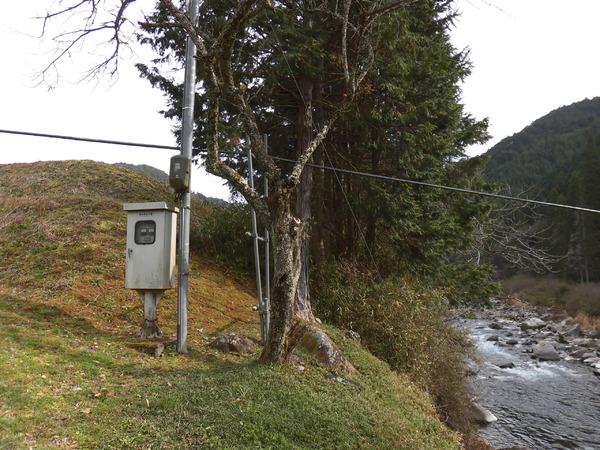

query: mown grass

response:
[0,160,461,449]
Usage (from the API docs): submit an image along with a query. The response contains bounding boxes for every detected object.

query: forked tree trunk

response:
[260,198,304,362]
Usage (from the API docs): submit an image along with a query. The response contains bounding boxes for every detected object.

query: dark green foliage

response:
[435,262,499,305]
[192,202,254,273]
[136,1,492,288]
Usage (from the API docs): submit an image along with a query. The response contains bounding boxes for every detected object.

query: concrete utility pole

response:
[247,148,265,342]
[177,0,199,354]
[262,135,271,340]
[247,136,271,344]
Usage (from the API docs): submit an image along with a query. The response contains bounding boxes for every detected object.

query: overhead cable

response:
[2,127,600,215]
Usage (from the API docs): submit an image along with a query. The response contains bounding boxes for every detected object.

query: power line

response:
[2,127,600,215]
[275,157,600,215]
[0,128,179,151]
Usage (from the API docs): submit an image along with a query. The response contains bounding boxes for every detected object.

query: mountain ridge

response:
[483,97,600,197]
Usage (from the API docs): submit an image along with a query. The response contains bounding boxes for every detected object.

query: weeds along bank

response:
[502,274,600,330]
[0,160,462,449]
[313,263,477,436]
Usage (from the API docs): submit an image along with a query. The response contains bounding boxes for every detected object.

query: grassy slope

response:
[0,160,460,449]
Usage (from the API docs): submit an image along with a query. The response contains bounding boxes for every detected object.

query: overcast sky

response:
[1,1,599,200]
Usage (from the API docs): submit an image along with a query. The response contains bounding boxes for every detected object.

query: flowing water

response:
[460,316,600,450]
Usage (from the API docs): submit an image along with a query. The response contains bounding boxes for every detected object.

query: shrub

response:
[437,262,499,305]
[563,283,600,317]
[313,262,475,433]
[190,201,254,274]
[501,275,569,307]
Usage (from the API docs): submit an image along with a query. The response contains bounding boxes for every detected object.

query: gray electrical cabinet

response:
[124,202,178,290]
[124,202,178,339]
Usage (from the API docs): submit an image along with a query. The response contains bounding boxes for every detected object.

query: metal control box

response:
[124,202,178,290]
[169,155,191,193]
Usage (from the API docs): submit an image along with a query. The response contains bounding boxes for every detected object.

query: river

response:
[457,302,600,450]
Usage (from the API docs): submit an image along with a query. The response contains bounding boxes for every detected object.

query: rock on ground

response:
[210,334,255,354]
[288,322,355,374]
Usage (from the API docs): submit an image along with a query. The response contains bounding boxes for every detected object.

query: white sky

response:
[1,1,599,200]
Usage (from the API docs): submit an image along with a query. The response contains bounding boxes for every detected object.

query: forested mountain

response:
[483,97,600,281]
[484,97,600,197]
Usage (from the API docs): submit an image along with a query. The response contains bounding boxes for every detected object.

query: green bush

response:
[312,262,474,433]
[435,262,499,305]
[190,201,254,274]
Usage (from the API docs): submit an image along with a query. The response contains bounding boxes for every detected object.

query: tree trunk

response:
[294,76,316,321]
[260,198,304,362]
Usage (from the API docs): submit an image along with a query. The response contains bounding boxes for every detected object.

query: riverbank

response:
[455,298,600,449]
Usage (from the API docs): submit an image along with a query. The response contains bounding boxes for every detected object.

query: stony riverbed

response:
[455,299,600,450]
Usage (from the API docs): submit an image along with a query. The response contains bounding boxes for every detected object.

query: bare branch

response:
[37,0,137,87]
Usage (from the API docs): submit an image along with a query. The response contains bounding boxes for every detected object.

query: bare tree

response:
[40,0,411,363]
[469,197,563,274]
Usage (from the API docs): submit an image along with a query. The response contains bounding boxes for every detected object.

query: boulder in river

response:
[505,338,519,345]
[533,342,560,361]
[489,321,504,330]
[498,362,515,369]
[586,329,600,339]
[486,335,499,342]
[471,402,498,424]
[520,318,546,331]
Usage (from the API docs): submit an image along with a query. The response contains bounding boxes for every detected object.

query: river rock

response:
[505,338,519,345]
[557,323,581,340]
[583,356,600,366]
[498,362,515,369]
[471,402,498,424]
[499,447,533,450]
[570,348,588,358]
[586,330,600,339]
[486,335,499,342]
[489,321,504,330]
[571,338,598,349]
[520,318,546,331]
[533,342,560,361]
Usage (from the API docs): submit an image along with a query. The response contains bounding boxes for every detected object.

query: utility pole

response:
[247,147,265,343]
[177,0,199,354]
[246,136,271,343]
[262,135,271,339]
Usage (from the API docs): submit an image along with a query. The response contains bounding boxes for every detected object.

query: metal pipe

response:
[247,148,265,343]
[263,135,271,339]
[177,0,199,354]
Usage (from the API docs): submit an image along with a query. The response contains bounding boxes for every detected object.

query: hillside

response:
[0,161,461,449]
[484,97,600,196]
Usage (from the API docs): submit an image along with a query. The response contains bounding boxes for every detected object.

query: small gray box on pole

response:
[169,155,191,193]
